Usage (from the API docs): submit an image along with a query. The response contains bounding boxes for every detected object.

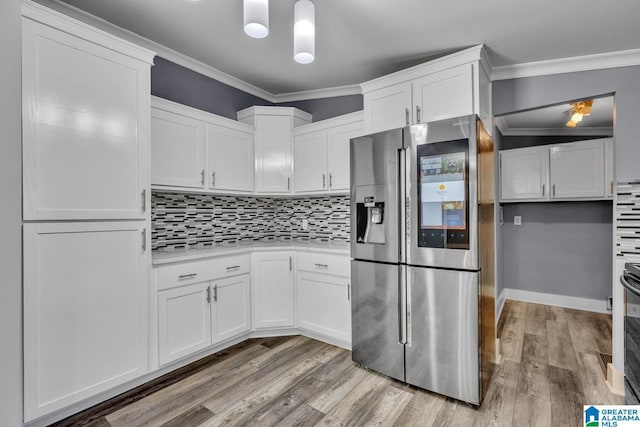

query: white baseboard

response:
[496,289,507,323]
[502,288,610,314]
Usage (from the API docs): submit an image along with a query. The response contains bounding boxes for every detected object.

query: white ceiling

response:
[496,96,614,136]
[53,0,640,95]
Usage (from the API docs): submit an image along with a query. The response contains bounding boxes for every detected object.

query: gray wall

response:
[501,202,613,300]
[151,57,273,121]
[151,57,363,122]
[0,0,23,425]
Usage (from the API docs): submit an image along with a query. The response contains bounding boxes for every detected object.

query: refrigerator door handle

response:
[406,268,412,347]
[399,266,407,345]
[398,148,407,263]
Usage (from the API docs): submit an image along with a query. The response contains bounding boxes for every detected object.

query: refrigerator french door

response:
[350,115,486,405]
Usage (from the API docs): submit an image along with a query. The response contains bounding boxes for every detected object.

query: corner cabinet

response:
[361,45,492,135]
[238,107,312,194]
[293,112,363,194]
[252,251,296,329]
[499,138,613,202]
[151,97,255,193]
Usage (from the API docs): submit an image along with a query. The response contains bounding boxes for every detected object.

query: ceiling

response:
[53,0,640,95]
[496,96,614,136]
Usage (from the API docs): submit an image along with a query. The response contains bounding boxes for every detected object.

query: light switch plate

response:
[514,216,522,226]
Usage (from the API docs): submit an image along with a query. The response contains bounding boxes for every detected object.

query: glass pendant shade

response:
[294,0,315,64]
[244,0,269,39]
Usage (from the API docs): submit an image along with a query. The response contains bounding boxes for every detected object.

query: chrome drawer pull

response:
[179,273,197,279]
[315,263,329,268]
[226,265,241,270]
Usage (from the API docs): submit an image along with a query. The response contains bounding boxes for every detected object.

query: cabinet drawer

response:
[208,254,251,280]
[297,252,350,277]
[157,260,214,290]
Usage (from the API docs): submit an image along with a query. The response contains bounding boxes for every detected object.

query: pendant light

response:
[294,0,315,64]
[244,0,269,39]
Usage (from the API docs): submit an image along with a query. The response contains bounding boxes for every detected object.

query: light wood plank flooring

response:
[54,301,622,427]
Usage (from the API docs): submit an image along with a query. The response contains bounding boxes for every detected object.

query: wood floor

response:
[55,300,622,427]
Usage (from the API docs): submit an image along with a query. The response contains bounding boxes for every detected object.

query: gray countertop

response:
[152,240,350,266]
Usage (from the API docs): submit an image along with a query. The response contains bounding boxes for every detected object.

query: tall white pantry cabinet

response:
[21,1,155,422]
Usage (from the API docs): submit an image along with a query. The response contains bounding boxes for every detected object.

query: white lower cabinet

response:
[252,251,295,329]
[23,221,149,421]
[297,272,351,345]
[211,274,251,343]
[158,282,212,366]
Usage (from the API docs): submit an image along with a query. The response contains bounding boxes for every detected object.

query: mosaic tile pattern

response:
[616,180,640,258]
[152,192,350,251]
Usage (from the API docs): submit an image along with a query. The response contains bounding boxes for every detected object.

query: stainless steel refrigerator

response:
[350,115,496,405]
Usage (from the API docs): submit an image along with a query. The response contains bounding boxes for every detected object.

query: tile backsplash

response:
[152,192,350,251]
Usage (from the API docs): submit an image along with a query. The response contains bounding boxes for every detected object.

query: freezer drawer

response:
[405,266,479,404]
[351,260,405,382]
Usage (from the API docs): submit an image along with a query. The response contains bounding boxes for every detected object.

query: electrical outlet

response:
[302,219,308,230]
[514,216,522,226]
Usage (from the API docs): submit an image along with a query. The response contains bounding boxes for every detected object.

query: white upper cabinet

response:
[151,108,206,189]
[252,251,295,329]
[294,131,329,192]
[363,82,412,134]
[500,138,612,203]
[500,146,550,202]
[550,139,605,199]
[412,63,473,124]
[207,124,254,192]
[151,97,256,193]
[361,45,492,135]
[293,112,363,195]
[604,138,614,198]
[22,8,154,220]
[23,221,149,420]
[238,107,312,194]
[327,121,363,192]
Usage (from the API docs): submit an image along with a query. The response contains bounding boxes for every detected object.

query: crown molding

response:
[272,85,362,103]
[495,116,613,137]
[492,48,640,81]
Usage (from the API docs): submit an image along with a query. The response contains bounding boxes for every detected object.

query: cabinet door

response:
[151,108,206,189]
[500,147,550,202]
[252,252,295,329]
[363,82,412,134]
[550,140,605,199]
[297,272,351,345]
[22,19,149,220]
[294,130,328,192]
[604,138,614,199]
[158,282,212,366]
[255,115,292,193]
[207,124,254,192]
[211,274,251,343]
[412,63,473,124]
[23,222,148,420]
[328,122,363,192]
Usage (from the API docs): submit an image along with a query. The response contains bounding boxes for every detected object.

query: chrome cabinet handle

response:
[212,171,216,187]
[201,169,205,186]
[213,284,218,302]
[315,263,328,268]
[542,184,545,196]
[347,283,351,301]
[329,173,333,188]
[289,256,292,271]
[141,189,146,213]
[141,229,147,251]
[322,173,326,188]
[226,265,241,271]
[179,273,197,279]
[611,181,614,195]
[553,184,556,197]
[287,177,290,190]
[206,286,211,303]
[405,108,410,126]
[416,106,421,123]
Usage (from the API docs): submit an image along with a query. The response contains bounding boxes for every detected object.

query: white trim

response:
[292,111,363,136]
[360,45,486,93]
[494,116,613,137]
[236,105,313,123]
[492,48,640,81]
[502,288,610,314]
[606,363,625,396]
[273,85,362,102]
[22,0,155,64]
[496,288,506,324]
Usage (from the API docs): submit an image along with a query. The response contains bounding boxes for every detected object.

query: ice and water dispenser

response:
[356,195,385,244]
